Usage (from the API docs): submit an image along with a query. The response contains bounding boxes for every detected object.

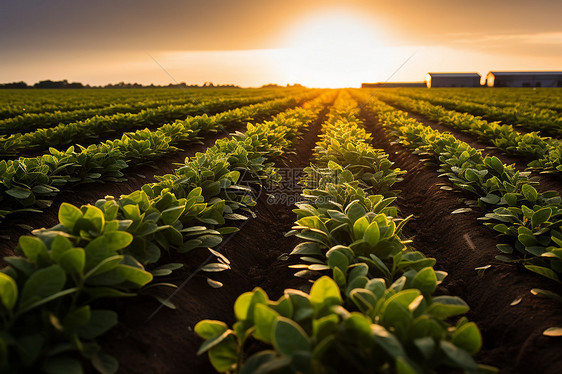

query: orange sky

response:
[1,0,561,87]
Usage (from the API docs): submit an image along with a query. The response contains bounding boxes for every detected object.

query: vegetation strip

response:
[358,93,562,294]
[0,93,287,156]
[0,96,327,373]
[0,93,319,221]
[386,88,562,137]
[196,92,491,374]
[0,95,211,135]
[376,91,562,174]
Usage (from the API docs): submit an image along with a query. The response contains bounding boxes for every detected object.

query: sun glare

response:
[276,10,395,88]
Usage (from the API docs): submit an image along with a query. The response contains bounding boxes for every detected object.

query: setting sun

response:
[276,10,396,88]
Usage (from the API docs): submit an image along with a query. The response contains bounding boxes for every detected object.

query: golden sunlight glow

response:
[275,10,399,88]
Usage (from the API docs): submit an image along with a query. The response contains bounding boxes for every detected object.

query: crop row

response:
[0,88,273,120]
[0,94,317,221]
[0,90,294,135]
[196,92,490,374]
[397,88,562,114]
[0,95,328,373]
[0,95,208,135]
[0,94,282,156]
[376,91,562,174]
[359,93,562,289]
[388,89,562,137]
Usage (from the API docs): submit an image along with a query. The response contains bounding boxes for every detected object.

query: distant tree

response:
[33,80,84,88]
[66,82,84,88]
[0,81,29,88]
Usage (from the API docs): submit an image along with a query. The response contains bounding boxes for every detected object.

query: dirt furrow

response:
[97,104,330,374]
[360,108,562,374]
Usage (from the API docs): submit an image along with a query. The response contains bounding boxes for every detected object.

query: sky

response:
[1,0,561,88]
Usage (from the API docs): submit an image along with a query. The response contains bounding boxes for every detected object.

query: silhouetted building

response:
[361,82,426,88]
[485,71,562,87]
[425,73,481,88]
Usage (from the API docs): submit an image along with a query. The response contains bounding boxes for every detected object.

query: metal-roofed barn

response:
[486,71,562,87]
[361,82,426,88]
[425,73,481,88]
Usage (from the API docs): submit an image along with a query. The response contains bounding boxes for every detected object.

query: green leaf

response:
[103,231,133,250]
[20,264,66,307]
[161,206,185,225]
[371,324,406,358]
[63,305,91,330]
[240,351,278,374]
[91,351,119,374]
[426,296,469,319]
[0,272,18,311]
[195,320,229,340]
[253,304,279,343]
[207,335,238,372]
[525,265,560,282]
[198,235,223,248]
[59,248,85,275]
[440,340,478,371]
[487,156,504,175]
[50,235,73,262]
[272,317,310,356]
[532,207,552,227]
[87,264,153,287]
[412,267,438,296]
[58,203,83,231]
[396,356,417,374]
[522,184,538,203]
[452,322,482,354]
[18,236,48,263]
[364,221,380,247]
[291,242,323,256]
[346,201,366,224]
[327,248,349,272]
[6,187,32,200]
[197,329,234,356]
[480,194,500,205]
[82,205,105,233]
[309,276,342,314]
[78,310,118,339]
[85,255,124,279]
[234,289,267,321]
[353,217,369,240]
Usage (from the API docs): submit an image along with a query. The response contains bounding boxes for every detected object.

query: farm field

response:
[0,87,562,374]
